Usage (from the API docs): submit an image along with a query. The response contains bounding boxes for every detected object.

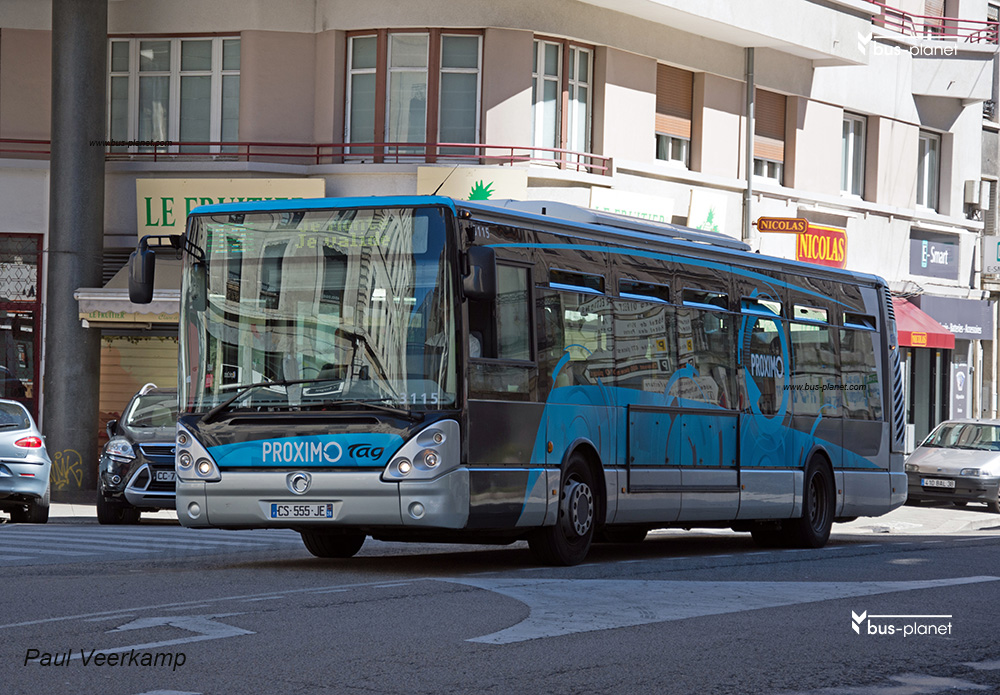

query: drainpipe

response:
[743,47,755,243]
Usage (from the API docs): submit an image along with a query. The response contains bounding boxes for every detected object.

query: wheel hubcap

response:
[560,479,594,538]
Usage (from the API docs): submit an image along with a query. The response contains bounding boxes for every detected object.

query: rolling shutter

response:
[99,336,178,444]
[754,89,786,162]
[655,64,693,139]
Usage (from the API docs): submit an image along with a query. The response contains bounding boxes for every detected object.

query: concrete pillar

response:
[44,0,107,501]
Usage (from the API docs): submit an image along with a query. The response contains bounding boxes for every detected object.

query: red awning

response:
[892,297,955,349]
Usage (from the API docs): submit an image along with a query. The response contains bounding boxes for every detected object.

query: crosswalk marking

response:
[0,524,303,565]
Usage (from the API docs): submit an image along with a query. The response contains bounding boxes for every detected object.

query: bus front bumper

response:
[176,468,470,530]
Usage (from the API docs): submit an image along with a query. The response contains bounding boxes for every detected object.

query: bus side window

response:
[469,265,531,360]
[840,328,882,421]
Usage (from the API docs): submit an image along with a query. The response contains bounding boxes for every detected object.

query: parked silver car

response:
[905,419,1000,513]
[0,399,50,523]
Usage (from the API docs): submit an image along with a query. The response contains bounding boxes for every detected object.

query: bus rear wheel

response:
[300,530,366,558]
[783,457,834,548]
[528,453,596,566]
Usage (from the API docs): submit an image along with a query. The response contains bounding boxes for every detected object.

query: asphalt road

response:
[1,503,998,695]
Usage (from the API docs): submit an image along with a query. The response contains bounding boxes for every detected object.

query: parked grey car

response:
[97,384,177,524]
[0,399,50,523]
[905,419,1000,513]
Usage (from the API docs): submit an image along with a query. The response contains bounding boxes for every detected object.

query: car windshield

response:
[921,422,1000,451]
[124,393,178,429]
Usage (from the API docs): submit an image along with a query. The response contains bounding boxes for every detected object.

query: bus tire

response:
[528,452,596,566]
[784,456,834,548]
[300,530,366,558]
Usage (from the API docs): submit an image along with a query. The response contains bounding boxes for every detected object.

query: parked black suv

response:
[97,384,177,524]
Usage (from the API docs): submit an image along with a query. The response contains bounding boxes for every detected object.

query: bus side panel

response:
[467,400,545,465]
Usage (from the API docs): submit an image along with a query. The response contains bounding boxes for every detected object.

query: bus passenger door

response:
[737,311,796,519]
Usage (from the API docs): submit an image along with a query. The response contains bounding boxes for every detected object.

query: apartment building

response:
[0,0,995,493]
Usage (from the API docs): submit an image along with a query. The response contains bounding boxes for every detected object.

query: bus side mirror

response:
[189,261,208,312]
[105,419,118,439]
[128,240,155,304]
[463,246,497,300]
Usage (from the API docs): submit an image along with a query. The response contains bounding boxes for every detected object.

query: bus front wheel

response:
[528,453,596,566]
[784,457,835,548]
[300,530,366,558]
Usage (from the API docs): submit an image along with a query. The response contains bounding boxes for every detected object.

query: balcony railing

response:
[0,139,613,176]
[872,2,999,43]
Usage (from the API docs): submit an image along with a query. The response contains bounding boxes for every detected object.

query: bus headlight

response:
[381,420,459,482]
[176,423,221,482]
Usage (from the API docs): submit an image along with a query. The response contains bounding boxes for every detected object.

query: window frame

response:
[107,35,240,154]
[917,130,941,211]
[531,36,594,158]
[345,29,483,162]
[841,113,866,198]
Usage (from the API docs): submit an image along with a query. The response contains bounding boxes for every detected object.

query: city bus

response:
[128,195,906,565]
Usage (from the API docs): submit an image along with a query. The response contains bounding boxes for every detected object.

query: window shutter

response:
[924,0,944,17]
[655,64,693,139]
[754,89,786,162]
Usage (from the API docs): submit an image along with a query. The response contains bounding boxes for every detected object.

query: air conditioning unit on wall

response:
[965,180,990,211]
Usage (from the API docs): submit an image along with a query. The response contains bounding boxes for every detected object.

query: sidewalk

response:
[44,501,998,533]
[837,503,1000,536]
[47,502,177,524]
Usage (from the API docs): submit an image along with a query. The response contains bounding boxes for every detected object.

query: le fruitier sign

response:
[136,179,326,238]
[757,217,847,269]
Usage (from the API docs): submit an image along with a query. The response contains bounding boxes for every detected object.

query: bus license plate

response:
[921,478,955,489]
[270,503,335,519]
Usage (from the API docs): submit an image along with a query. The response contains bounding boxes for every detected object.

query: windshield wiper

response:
[329,399,419,420]
[201,380,421,424]
[201,378,339,424]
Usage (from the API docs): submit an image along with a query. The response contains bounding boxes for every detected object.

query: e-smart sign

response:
[909,231,959,280]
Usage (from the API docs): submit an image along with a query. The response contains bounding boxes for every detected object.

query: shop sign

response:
[983,235,1000,277]
[909,230,959,280]
[136,179,326,238]
[589,188,674,224]
[911,332,928,347]
[912,295,994,341]
[951,359,969,419]
[416,167,528,201]
[795,224,847,269]
[757,217,808,234]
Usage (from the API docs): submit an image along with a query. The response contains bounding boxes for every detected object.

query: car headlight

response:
[905,463,919,472]
[104,437,135,461]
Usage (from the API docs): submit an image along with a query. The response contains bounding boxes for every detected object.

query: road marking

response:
[60,614,255,662]
[0,579,423,631]
[963,660,1000,670]
[777,672,991,694]
[443,576,1000,645]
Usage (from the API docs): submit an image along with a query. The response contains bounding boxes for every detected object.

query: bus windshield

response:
[181,205,457,414]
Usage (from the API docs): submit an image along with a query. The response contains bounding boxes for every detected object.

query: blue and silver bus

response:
[129,195,905,565]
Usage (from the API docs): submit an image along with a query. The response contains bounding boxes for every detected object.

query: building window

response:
[917,131,940,211]
[532,38,592,159]
[753,89,786,185]
[346,30,482,158]
[841,113,866,197]
[108,37,240,152]
[655,64,693,168]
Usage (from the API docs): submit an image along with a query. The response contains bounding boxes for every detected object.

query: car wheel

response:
[300,530,366,558]
[97,492,140,525]
[528,452,596,566]
[782,456,834,548]
[9,484,49,524]
[989,489,1000,515]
